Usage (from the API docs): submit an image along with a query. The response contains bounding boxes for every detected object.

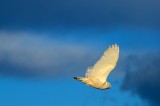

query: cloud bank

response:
[0,0,160,29]
[0,32,95,78]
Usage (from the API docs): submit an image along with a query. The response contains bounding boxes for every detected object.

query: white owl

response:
[74,44,119,90]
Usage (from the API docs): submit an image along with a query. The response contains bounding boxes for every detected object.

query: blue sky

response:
[0,0,160,106]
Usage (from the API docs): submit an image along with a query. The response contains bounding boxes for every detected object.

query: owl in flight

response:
[74,44,119,90]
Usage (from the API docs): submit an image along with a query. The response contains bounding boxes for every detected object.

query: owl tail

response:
[73,77,84,81]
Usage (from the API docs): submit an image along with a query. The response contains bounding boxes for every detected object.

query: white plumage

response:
[74,44,119,90]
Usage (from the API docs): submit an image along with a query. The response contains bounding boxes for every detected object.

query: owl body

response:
[74,77,111,89]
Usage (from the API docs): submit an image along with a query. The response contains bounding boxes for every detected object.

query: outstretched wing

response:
[85,44,119,82]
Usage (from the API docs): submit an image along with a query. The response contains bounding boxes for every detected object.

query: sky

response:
[0,0,160,106]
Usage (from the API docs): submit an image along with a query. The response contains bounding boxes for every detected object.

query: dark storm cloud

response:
[0,32,96,78]
[121,52,160,106]
[0,0,160,29]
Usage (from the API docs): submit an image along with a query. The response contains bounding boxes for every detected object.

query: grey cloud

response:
[121,52,160,106]
[0,32,95,78]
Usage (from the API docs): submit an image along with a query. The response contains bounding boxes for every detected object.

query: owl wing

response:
[85,44,119,82]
